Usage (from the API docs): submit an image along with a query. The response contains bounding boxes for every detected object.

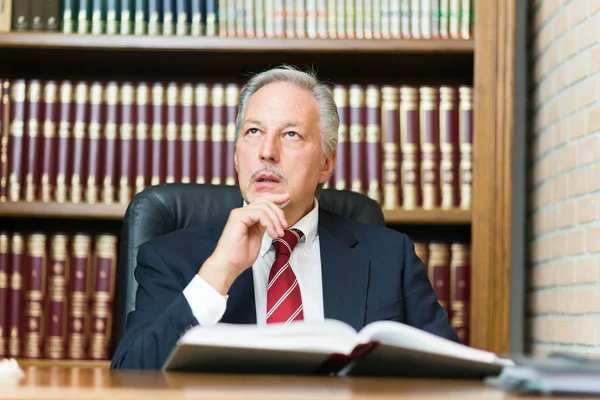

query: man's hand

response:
[198,193,290,295]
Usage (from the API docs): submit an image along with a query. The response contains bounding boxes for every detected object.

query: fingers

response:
[247,197,289,231]
[237,202,287,239]
[252,192,291,208]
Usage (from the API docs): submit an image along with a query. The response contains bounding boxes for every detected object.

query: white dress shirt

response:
[183,199,324,326]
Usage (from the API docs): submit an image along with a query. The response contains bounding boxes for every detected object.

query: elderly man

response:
[111,66,458,370]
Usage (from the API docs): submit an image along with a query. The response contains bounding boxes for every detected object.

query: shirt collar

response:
[242,198,320,257]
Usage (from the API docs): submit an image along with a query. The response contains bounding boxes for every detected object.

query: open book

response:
[163,319,514,378]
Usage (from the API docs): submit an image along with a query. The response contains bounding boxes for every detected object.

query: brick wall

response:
[528,0,600,356]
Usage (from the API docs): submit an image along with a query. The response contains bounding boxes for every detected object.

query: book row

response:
[2,0,474,40]
[0,230,470,361]
[0,79,473,210]
[0,231,118,361]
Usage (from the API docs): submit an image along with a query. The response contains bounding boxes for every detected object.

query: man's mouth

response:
[255,173,282,183]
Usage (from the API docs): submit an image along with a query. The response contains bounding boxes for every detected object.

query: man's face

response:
[235,81,334,216]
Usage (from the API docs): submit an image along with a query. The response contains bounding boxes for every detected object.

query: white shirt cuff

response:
[183,274,228,326]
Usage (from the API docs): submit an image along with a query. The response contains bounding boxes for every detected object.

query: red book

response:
[419,86,440,210]
[45,234,70,359]
[0,232,9,357]
[381,86,401,210]
[8,233,24,358]
[119,82,135,204]
[103,82,120,204]
[71,82,89,204]
[400,86,421,209]
[86,82,105,204]
[450,242,471,345]
[225,84,239,186]
[23,233,47,359]
[150,83,165,186]
[55,81,74,203]
[90,235,117,360]
[8,80,27,202]
[67,234,92,360]
[333,85,349,191]
[135,83,151,195]
[440,86,460,209]
[428,242,451,314]
[211,84,226,185]
[0,80,9,202]
[349,85,365,195]
[40,81,59,203]
[195,84,211,184]
[24,80,43,202]
[165,83,181,184]
[459,86,473,210]
[365,85,381,204]
[180,84,194,184]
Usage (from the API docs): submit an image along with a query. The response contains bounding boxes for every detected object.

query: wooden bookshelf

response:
[0,33,475,54]
[16,359,111,369]
[0,202,470,224]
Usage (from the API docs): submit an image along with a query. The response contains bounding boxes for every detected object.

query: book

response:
[162,318,514,378]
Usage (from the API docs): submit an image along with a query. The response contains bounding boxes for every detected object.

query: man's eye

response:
[286,131,299,138]
[247,128,260,135]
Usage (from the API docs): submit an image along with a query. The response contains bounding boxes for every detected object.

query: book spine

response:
[150,82,165,186]
[25,80,42,202]
[419,86,440,210]
[450,242,470,345]
[0,232,8,357]
[45,234,69,359]
[120,0,132,35]
[365,85,381,204]
[55,81,73,203]
[90,0,104,34]
[176,0,189,36]
[414,240,429,267]
[439,0,449,38]
[210,84,225,185]
[459,86,472,210]
[400,86,420,209]
[61,0,76,33]
[294,0,304,38]
[86,82,104,204]
[135,83,150,194]
[41,81,58,203]
[8,233,24,358]
[400,0,409,38]
[363,0,372,39]
[349,85,365,195]
[106,0,119,35]
[431,0,440,38]
[148,0,161,35]
[31,0,46,31]
[165,82,180,184]
[206,0,217,36]
[90,235,117,360]
[315,0,326,37]
[225,83,238,185]
[119,82,134,204]
[389,0,399,38]
[428,242,450,312]
[0,80,9,202]
[283,0,292,37]
[190,0,201,36]
[420,0,430,38]
[440,86,459,209]
[134,0,147,35]
[8,80,26,202]
[12,0,30,30]
[449,0,459,38]
[333,85,348,190]
[23,233,47,359]
[381,86,400,210]
[245,0,255,37]
[195,83,210,184]
[71,82,89,204]
[103,82,119,204]
[306,0,315,37]
[0,0,12,32]
[218,0,227,37]
[180,83,194,183]
[77,0,89,34]
[326,0,335,38]
[67,234,92,360]
[163,0,175,35]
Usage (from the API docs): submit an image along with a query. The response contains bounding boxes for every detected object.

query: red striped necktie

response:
[266,229,304,325]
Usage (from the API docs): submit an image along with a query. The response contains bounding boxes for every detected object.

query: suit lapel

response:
[318,210,370,331]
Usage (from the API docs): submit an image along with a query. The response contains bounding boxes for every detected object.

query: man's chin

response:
[246,188,291,209]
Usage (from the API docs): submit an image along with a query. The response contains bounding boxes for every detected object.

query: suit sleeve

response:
[401,235,460,343]
[110,242,200,370]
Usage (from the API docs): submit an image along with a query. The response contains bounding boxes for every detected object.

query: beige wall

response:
[528,0,600,356]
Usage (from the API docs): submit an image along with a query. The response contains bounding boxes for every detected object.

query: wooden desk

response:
[0,364,578,400]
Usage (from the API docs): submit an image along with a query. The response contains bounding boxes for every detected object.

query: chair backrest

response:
[113,183,385,345]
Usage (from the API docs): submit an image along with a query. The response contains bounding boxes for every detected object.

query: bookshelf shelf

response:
[0,33,474,54]
[0,202,470,224]
[16,359,111,369]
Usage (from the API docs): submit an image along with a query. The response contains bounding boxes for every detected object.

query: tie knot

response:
[273,229,304,258]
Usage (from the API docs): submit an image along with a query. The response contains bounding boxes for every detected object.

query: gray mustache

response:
[250,164,288,184]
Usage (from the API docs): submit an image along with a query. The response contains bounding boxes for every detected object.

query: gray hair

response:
[235,65,339,164]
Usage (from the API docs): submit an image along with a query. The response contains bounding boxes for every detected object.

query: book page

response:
[179,319,359,355]
[356,321,514,366]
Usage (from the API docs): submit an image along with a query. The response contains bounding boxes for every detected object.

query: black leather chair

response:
[112,183,386,347]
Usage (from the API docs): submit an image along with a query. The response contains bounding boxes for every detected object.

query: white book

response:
[163,319,514,378]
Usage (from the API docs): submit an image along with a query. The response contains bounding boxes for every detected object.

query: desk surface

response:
[0,363,579,400]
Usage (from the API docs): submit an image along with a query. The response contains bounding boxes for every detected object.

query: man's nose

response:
[259,134,280,163]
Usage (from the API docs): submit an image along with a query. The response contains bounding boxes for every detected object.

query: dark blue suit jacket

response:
[110,208,459,370]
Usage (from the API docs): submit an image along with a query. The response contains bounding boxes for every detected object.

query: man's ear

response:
[319,150,337,184]
[234,151,239,174]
